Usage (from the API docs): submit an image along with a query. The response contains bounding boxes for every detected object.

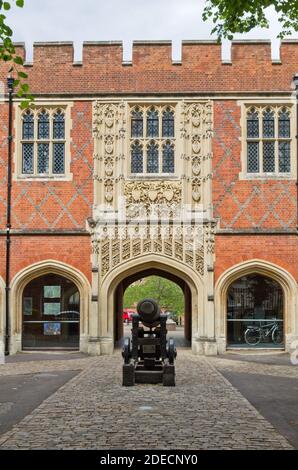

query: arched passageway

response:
[98,255,205,355]
[113,268,192,348]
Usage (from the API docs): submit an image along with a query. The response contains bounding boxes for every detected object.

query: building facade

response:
[0,40,297,355]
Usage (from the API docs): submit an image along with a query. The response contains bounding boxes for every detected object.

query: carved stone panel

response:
[180,101,213,206]
[93,101,126,205]
[92,225,204,278]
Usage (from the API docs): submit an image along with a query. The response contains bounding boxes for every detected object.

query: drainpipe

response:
[5,76,14,356]
[294,74,298,231]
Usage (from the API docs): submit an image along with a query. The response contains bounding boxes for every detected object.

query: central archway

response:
[114,268,192,347]
[99,254,204,354]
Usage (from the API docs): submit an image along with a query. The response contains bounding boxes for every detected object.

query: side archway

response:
[9,260,91,354]
[97,254,205,355]
[215,259,298,353]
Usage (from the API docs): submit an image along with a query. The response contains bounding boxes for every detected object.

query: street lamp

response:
[5,76,14,356]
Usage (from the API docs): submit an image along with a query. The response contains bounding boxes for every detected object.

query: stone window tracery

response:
[130,104,175,175]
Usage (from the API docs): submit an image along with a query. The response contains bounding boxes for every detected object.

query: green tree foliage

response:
[0,0,33,107]
[123,276,184,317]
[202,0,298,40]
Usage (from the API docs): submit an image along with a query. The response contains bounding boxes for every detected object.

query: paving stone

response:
[0,351,292,450]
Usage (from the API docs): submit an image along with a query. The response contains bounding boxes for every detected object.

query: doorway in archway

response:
[227,273,284,349]
[114,268,192,348]
[22,273,80,350]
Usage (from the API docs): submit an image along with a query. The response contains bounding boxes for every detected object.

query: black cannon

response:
[122,298,177,386]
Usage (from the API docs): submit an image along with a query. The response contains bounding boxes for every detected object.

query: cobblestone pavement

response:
[0,357,95,377]
[208,355,298,379]
[0,351,292,450]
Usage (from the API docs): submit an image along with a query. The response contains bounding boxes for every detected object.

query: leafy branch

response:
[202,0,298,40]
[0,0,33,108]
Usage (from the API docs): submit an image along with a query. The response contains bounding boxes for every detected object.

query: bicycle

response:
[244,321,283,346]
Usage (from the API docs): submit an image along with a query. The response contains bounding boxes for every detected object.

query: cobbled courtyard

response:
[0,351,294,450]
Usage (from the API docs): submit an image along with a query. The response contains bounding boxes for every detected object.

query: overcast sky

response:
[6,0,298,61]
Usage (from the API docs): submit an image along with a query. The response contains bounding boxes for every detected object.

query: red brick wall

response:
[215,235,298,281]
[0,235,91,282]
[0,41,296,286]
[0,42,297,94]
[0,101,93,231]
[213,101,297,229]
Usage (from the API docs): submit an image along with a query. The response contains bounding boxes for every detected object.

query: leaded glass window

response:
[247,142,259,173]
[22,143,34,174]
[147,141,159,173]
[278,108,290,138]
[263,108,274,138]
[147,108,159,138]
[162,108,174,138]
[247,108,259,138]
[37,143,49,174]
[245,105,292,176]
[162,141,174,173]
[20,107,67,177]
[130,104,175,175]
[263,141,275,172]
[131,141,143,173]
[53,110,65,139]
[278,141,290,173]
[22,111,34,140]
[131,108,143,138]
[53,143,65,174]
[38,111,50,139]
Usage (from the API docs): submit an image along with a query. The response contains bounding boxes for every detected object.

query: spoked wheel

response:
[168,338,177,365]
[272,327,283,344]
[244,327,261,346]
[122,337,131,364]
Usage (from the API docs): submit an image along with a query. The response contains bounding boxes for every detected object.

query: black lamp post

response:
[5,76,14,356]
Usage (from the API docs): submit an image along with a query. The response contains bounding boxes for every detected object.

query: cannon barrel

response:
[136,298,160,327]
[123,297,176,386]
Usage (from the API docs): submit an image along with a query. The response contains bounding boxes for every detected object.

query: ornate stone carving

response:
[124,181,182,208]
[204,221,216,254]
[92,99,215,282]
[93,101,126,205]
[181,101,213,203]
[192,178,201,202]
[95,225,204,277]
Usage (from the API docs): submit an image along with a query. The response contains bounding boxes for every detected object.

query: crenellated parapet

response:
[0,40,297,94]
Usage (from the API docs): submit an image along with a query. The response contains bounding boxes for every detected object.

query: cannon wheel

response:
[168,338,176,365]
[123,337,131,364]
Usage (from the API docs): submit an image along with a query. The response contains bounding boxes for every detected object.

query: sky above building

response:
[7,0,298,61]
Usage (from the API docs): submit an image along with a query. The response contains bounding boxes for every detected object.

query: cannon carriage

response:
[122,298,177,386]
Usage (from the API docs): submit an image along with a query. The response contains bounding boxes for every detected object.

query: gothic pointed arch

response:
[9,260,91,354]
[215,259,297,353]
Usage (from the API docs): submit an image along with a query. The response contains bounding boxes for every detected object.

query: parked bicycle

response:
[244,321,283,346]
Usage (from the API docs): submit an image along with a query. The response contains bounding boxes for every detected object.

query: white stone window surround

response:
[14,102,73,181]
[238,99,296,180]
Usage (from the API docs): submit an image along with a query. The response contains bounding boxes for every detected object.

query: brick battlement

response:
[0,40,297,94]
